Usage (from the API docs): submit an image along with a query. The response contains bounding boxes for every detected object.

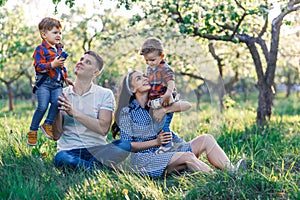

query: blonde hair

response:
[140,37,164,56]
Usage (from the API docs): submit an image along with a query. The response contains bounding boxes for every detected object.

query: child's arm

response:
[33,47,65,73]
[65,78,74,86]
[161,80,175,106]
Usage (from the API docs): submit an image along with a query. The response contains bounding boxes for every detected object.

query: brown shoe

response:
[27,131,37,146]
[40,124,59,141]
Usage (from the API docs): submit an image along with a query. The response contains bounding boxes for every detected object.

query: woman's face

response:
[130,71,151,94]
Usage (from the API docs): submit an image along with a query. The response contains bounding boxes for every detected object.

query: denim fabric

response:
[162,113,173,147]
[54,140,131,171]
[162,113,184,147]
[30,76,62,131]
[162,112,173,132]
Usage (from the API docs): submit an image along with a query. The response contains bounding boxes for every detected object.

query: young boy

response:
[27,17,71,146]
[140,37,184,154]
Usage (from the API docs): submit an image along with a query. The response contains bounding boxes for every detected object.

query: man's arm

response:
[72,108,113,136]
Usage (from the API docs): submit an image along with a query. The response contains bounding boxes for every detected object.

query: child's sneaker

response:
[155,146,172,154]
[172,136,184,144]
[40,124,58,141]
[27,130,37,146]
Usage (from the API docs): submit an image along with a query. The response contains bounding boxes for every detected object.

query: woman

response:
[112,70,245,176]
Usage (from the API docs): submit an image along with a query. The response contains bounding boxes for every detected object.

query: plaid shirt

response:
[32,40,68,81]
[146,60,175,100]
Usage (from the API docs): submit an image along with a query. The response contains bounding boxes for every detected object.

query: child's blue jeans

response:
[30,77,62,131]
[161,113,183,147]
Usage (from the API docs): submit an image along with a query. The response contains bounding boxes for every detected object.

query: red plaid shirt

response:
[32,40,68,81]
[146,60,175,100]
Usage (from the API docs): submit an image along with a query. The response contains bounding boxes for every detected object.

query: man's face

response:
[74,54,98,77]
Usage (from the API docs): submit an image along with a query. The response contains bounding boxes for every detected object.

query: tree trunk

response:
[286,72,292,97]
[6,82,14,111]
[257,84,274,125]
[241,79,248,101]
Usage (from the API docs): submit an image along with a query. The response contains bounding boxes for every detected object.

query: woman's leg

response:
[190,134,233,170]
[166,152,212,173]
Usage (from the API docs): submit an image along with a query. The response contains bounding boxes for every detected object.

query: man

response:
[53,50,130,171]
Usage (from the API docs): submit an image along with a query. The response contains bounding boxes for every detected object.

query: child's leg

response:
[171,131,184,144]
[29,84,51,131]
[162,112,173,147]
[44,84,62,125]
[40,81,63,140]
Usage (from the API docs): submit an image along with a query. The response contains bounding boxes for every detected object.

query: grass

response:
[0,92,299,199]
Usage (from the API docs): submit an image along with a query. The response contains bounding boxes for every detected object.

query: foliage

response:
[0,93,299,199]
[114,0,300,124]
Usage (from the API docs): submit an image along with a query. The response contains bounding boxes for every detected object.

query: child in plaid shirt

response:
[140,37,184,154]
[27,17,71,146]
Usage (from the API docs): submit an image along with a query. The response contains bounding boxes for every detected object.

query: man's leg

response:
[89,140,131,167]
[54,148,101,171]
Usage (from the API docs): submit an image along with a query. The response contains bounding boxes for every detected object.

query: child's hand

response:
[161,91,172,107]
[51,57,65,69]
[65,78,74,86]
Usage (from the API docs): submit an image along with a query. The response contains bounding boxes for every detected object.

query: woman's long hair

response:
[112,70,136,138]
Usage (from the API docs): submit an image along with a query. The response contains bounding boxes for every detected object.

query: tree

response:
[0,5,37,111]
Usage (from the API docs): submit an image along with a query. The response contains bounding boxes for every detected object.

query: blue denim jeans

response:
[54,140,131,171]
[161,113,184,147]
[30,77,62,131]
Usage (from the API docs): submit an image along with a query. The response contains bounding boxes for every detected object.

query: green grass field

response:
[0,92,299,199]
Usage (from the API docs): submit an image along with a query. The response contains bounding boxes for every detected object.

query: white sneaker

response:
[155,146,172,154]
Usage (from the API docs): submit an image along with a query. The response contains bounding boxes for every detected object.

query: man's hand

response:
[58,93,74,116]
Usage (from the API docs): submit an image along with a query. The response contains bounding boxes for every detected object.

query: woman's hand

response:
[153,107,166,122]
[156,130,172,146]
[58,93,74,117]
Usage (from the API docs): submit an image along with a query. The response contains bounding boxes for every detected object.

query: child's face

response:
[41,27,62,46]
[143,51,164,68]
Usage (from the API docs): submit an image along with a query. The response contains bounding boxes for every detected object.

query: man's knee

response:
[54,150,78,169]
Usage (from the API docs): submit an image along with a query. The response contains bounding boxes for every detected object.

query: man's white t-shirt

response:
[57,84,115,151]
